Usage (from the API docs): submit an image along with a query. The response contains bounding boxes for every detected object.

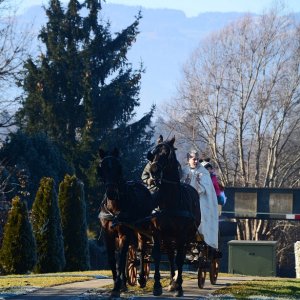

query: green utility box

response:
[228,240,277,276]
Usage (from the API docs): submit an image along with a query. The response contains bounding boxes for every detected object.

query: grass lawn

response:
[213,278,300,299]
[0,270,111,295]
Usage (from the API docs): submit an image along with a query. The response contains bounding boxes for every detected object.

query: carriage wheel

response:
[209,258,219,285]
[126,245,137,286]
[197,266,206,289]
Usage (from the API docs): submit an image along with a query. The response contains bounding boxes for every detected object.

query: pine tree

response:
[0,196,36,274]
[58,174,90,271]
[31,177,65,273]
[17,0,152,167]
[103,106,156,179]
[17,0,155,228]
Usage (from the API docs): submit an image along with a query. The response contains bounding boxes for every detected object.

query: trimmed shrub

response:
[31,177,65,273]
[0,196,36,274]
[58,174,90,271]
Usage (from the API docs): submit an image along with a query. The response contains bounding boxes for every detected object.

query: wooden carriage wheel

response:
[209,258,219,285]
[126,245,138,286]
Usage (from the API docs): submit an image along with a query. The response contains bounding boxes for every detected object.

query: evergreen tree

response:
[17,0,153,173]
[0,196,36,274]
[58,174,90,271]
[102,106,155,179]
[0,131,73,208]
[16,0,155,230]
[31,177,65,273]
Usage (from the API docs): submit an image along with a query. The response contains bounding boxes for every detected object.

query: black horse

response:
[97,147,154,297]
[148,136,200,297]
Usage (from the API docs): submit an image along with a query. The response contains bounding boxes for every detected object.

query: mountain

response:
[18,3,247,118]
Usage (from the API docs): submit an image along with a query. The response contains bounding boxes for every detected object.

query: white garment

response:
[181,164,219,249]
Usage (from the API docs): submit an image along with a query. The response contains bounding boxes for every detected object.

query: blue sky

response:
[20,0,300,16]
[18,0,300,118]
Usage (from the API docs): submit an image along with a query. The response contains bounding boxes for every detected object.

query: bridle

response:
[98,155,124,210]
[98,155,123,187]
[150,142,179,185]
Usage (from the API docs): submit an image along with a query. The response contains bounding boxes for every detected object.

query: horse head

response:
[98,147,123,201]
[148,135,179,184]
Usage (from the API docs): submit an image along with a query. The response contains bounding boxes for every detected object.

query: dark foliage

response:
[0,196,36,274]
[31,177,65,273]
[0,131,73,208]
[58,174,90,271]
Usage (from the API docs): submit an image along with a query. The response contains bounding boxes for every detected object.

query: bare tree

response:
[0,0,32,137]
[165,6,300,189]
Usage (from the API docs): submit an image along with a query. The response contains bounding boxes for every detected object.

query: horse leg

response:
[137,233,147,288]
[167,247,177,292]
[174,244,186,297]
[105,235,120,297]
[118,235,130,293]
[152,236,162,296]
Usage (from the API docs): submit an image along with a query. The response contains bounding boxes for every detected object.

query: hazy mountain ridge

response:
[18,4,254,117]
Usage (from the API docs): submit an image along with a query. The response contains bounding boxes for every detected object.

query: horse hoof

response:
[174,289,184,297]
[138,278,146,289]
[139,282,146,289]
[168,280,177,292]
[110,290,120,298]
[120,285,128,292]
[168,285,176,292]
[139,283,146,288]
[153,286,163,296]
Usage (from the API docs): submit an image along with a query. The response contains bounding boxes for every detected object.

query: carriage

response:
[125,223,221,289]
[97,137,221,297]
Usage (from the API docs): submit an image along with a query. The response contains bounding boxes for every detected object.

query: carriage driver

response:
[181,149,219,250]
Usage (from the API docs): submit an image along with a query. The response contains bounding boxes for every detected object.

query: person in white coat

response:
[181,149,219,249]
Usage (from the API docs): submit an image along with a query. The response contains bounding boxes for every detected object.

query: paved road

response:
[8,275,256,300]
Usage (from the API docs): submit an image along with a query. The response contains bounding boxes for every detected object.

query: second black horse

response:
[98,147,154,297]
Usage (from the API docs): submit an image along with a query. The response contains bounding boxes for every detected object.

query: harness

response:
[149,142,199,225]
